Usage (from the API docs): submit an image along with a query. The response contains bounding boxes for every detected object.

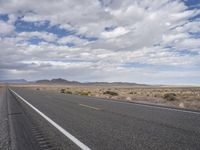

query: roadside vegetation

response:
[60,88,90,96]
[103,91,118,96]
[163,93,176,101]
[17,84,200,110]
[60,89,73,94]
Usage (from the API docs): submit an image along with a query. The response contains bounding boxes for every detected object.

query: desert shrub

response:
[79,91,90,96]
[60,89,65,93]
[103,91,118,96]
[129,92,133,94]
[65,91,72,94]
[163,93,176,101]
[36,88,40,90]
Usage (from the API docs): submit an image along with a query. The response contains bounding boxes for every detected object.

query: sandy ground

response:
[11,84,200,111]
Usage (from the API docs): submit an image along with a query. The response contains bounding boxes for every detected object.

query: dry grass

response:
[11,84,200,110]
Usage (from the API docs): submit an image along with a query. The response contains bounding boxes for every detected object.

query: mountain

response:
[85,82,147,86]
[36,78,80,84]
[35,79,51,84]
[0,79,27,83]
[35,78,147,86]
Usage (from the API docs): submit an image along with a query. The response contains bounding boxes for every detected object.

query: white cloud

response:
[101,27,129,38]
[57,36,89,46]
[109,4,146,23]
[0,0,200,84]
[162,33,188,43]
[0,20,14,35]
[17,31,58,42]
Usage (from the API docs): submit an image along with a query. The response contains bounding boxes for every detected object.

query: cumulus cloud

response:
[57,36,89,46]
[17,31,58,42]
[0,0,200,84]
[101,27,129,38]
[0,20,14,35]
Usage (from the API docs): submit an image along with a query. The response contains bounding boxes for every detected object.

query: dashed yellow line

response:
[79,104,100,110]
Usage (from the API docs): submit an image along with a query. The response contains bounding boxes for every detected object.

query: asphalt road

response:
[6,87,200,150]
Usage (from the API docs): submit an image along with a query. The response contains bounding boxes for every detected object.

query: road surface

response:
[3,87,200,150]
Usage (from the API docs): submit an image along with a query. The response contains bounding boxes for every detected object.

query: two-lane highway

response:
[7,87,200,150]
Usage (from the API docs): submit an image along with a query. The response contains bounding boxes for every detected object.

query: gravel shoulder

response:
[0,86,9,150]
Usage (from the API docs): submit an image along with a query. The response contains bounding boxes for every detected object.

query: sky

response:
[0,0,200,85]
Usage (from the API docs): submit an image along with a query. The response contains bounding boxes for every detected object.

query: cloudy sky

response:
[0,0,200,84]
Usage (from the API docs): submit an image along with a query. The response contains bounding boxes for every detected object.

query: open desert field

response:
[12,84,200,110]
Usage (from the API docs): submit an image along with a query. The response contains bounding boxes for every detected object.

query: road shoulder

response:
[0,86,9,150]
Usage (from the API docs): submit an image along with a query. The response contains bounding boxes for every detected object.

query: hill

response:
[0,79,27,83]
[35,78,147,86]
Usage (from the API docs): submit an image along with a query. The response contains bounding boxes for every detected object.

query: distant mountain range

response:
[0,78,147,86]
[0,79,28,83]
[36,78,147,86]
[36,78,80,84]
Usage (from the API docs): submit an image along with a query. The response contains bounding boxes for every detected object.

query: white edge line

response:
[9,88,91,150]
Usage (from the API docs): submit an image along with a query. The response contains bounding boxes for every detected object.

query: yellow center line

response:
[79,104,100,110]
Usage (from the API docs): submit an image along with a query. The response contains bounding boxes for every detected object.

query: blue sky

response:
[0,0,200,85]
